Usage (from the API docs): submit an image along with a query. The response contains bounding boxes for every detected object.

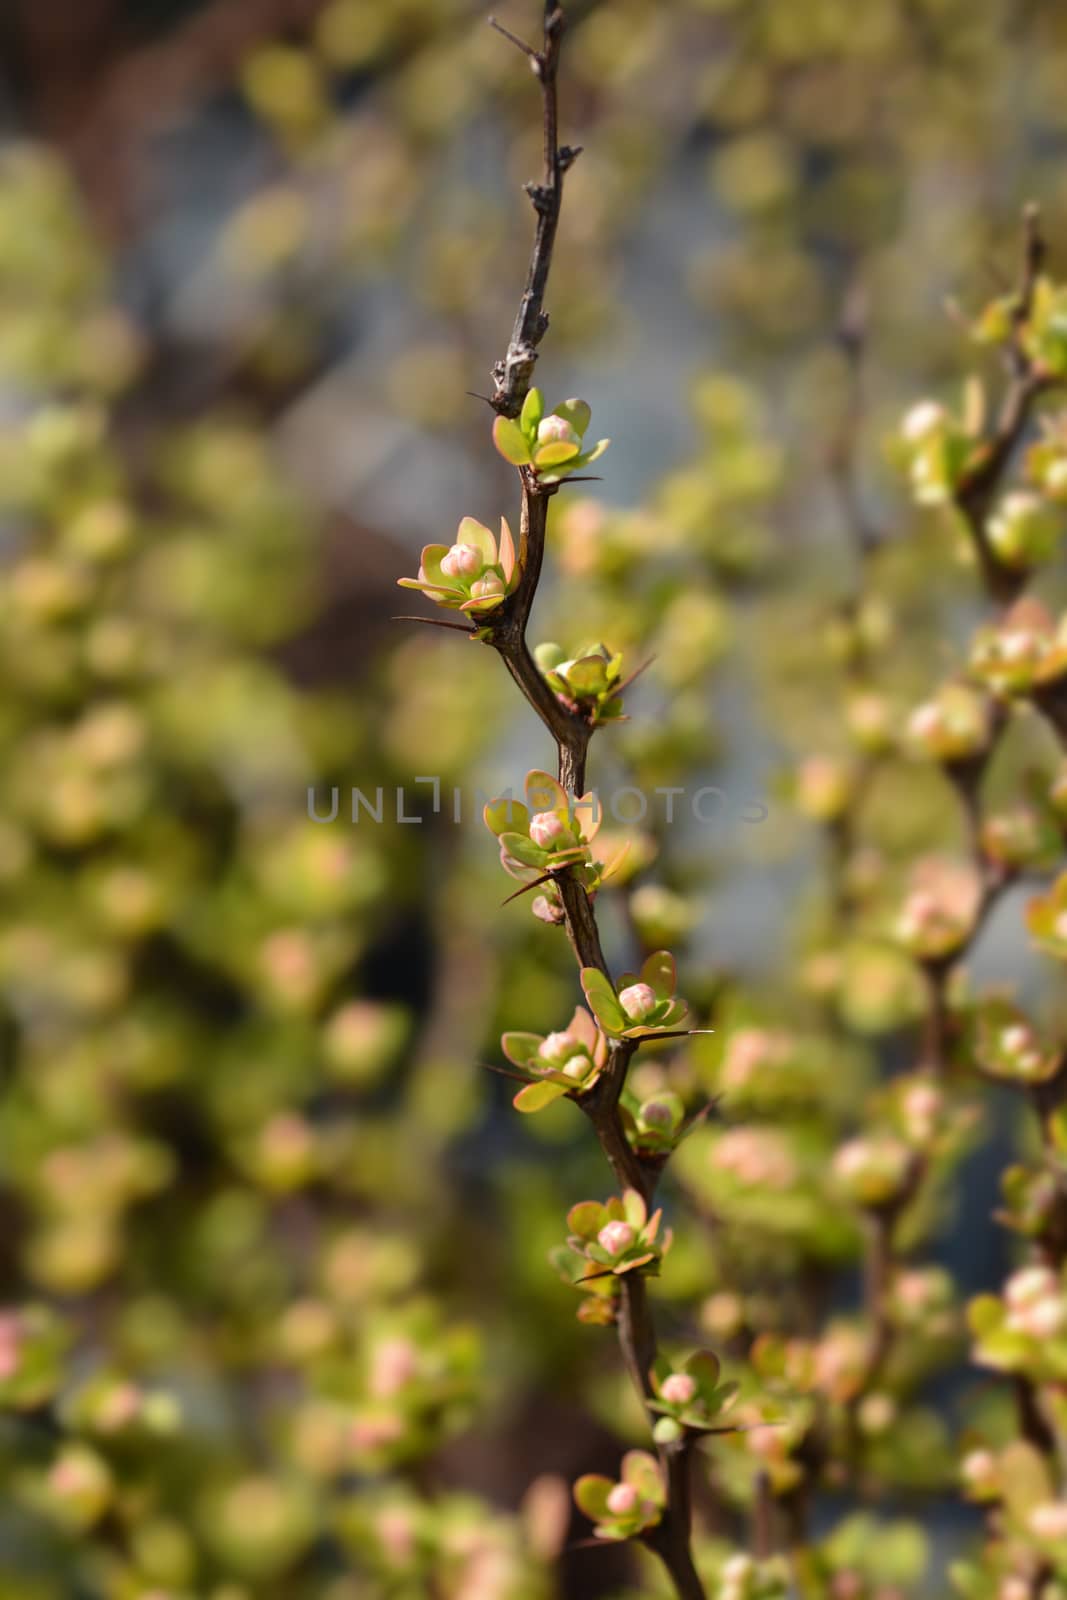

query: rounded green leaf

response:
[574,1474,614,1521]
[567,1201,604,1239]
[513,1079,569,1113]
[520,387,544,435]
[499,831,550,868]
[534,439,581,468]
[534,641,566,672]
[640,950,677,1001]
[493,415,532,466]
[566,656,611,695]
[621,1450,662,1501]
[581,968,626,1034]
[500,1032,543,1068]
[484,797,529,837]
[525,769,569,814]
[455,517,497,565]
[684,1349,721,1393]
[551,398,591,436]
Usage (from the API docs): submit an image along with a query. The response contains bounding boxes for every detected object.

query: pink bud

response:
[469,574,505,602]
[660,1373,697,1406]
[605,1482,638,1516]
[901,400,945,443]
[370,1337,419,1398]
[0,1314,22,1381]
[531,894,564,925]
[597,1220,635,1255]
[440,543,483,579]
[1029,1500,1067,1540]
[562,1054,591,1081]
[618,982,657,1022]
[537,414,580,449]
[529,810,568,848]
[539,1030,576,1065]
[961,1448,996,1488]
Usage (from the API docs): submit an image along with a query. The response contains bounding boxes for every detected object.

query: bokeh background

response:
[3,1,1067,1596]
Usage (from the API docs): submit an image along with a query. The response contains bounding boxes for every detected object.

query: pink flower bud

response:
[537,414,581,449]
[660,1373,697,1406]
[370,1337,419,1398]
[531,894,564,925]
[597,1220,635,1255]
[539,1031,576,1065]
[562,1054,592,1081]
[1029,1501,1067,1540]
[440,543,484,579]
[961,1448,996,1489]
[605,1482,638,1516]
[0,1314,22,1381]
[618,982,657,1022]
[469,574,505,602]
[529,811,568,848]
[901,400,945,443]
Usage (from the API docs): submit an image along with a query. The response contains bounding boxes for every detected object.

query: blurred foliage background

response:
[3,1,1067,1596]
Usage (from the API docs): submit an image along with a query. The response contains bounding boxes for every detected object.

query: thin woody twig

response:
[480,11,708,1595]
[955,205,1054,605]
[829,278,883,564]
[489,3,575,417]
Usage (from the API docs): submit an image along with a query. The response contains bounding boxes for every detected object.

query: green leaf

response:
[493,415,532,466]
[534,641,566,672]
[581,968,626,1034]
[500,1032,542,1068]
[395,576,456,601]
[641,950,676,1000]
[651,1355,672,1388]
[684,1349,721,1392]
[567,1201,604,1239]
[575,437,611,469]
[534,439,581,468]
[520,387,544,435]
[566,656,611,695]
[454,516,497,565]
[483,797,529,837]
[551,398,591,436]
[418,544,453,587]
[498,831,549,868]
[966,1294,1003,1337]
[513,1079,568,1113]
[573,1474,613,1520]
[621,1450,662,1502]
[999,1441,1056,1520]
[656,998,690,1030]
[709,1379,739,1414]
[525,769,569,814]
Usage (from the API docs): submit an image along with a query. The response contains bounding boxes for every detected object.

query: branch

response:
[482,12,705,1594]
[955,206,1053,605]
[489,4,577,417]
[828,279,883,566]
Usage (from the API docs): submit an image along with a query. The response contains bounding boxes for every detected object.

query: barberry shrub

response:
[4,4,1067,1600]
[393,14,1067,1600]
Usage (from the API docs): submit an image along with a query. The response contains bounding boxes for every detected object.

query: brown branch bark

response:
[479,11,707,1595]
[489,4,580,416]
[954,206,1053,606]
